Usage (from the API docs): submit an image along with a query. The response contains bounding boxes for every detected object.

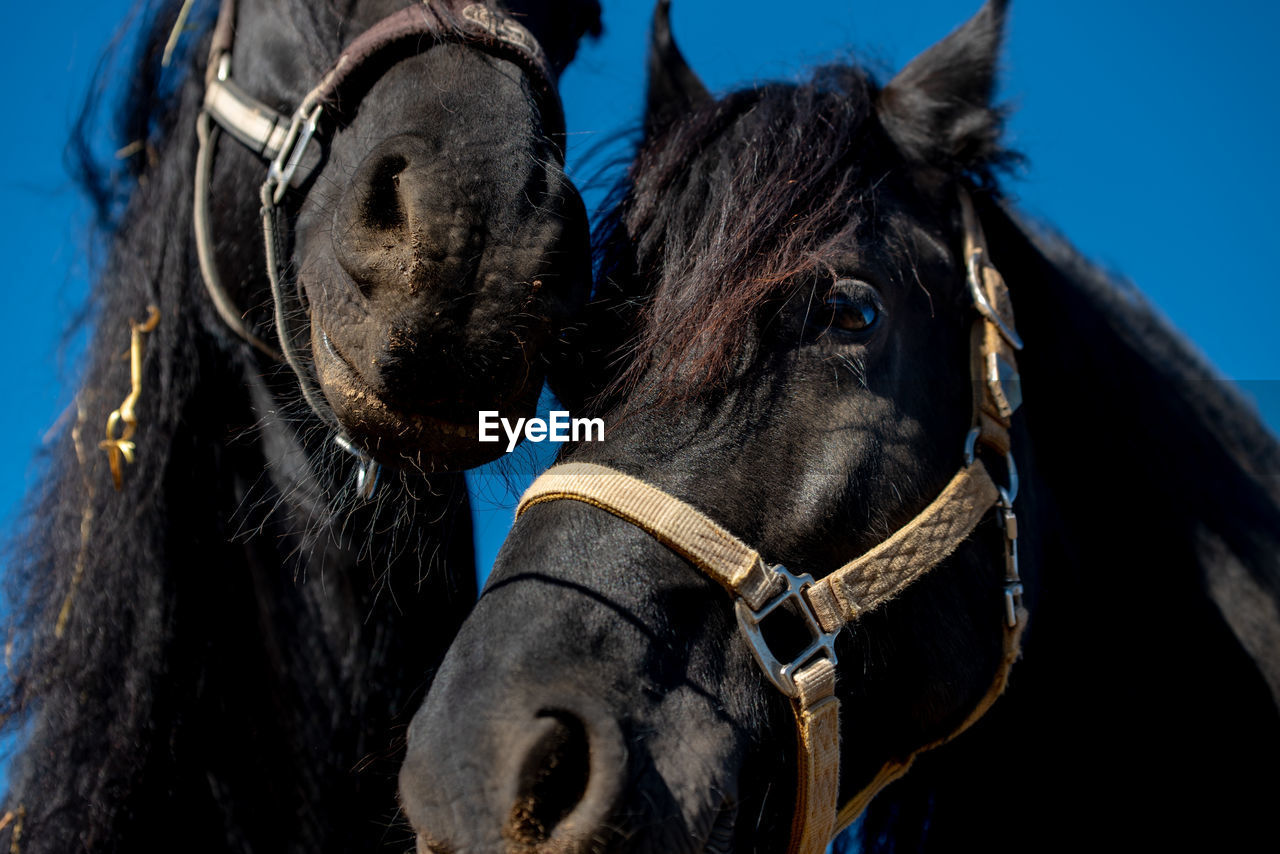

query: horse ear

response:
[645,0,711,137]
[877,0,1009,174]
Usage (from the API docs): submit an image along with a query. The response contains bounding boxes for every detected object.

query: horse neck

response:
[135,321,478,854]
[856,201,1280,851]
[133,211,477,854]
[986,199,1280,694]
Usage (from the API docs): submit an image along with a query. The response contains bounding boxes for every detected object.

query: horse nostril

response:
[333,135,483,298]
[362,153,408,231]
[508,710,591,844]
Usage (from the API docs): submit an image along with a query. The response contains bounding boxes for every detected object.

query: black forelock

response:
[587,59,1015,406]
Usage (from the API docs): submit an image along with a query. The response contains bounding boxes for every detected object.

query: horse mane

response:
[985,200,1280,692]
[71,0,345,233]
[3,1,471,847]
[852,201,1280,853]
[2,0,227,838]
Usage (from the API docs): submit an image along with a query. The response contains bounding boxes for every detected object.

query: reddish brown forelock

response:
[617,173,872,406]
[603,70,884,408]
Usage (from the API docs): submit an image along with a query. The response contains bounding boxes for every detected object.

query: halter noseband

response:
[193,0,562,497]
[516,188,1027,854]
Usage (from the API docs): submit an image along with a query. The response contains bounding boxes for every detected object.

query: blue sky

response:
[1,0,1278,790]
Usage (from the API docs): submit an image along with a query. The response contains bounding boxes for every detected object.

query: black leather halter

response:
[192,0,564,496]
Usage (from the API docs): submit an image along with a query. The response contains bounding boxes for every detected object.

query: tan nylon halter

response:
[516,188,1026,854]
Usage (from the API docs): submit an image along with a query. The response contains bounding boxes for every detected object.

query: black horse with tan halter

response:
[399,2,1280,852]
[1,0,599,851]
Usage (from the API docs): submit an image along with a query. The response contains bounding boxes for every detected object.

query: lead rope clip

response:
[333,435,381,500]
[100,306,161,490]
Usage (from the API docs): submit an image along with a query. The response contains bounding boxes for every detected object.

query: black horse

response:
[400,2,1280,851]
[2,0,599,851]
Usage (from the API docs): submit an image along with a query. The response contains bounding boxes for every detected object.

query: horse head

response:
[400,0,1280,848]
[401,1,1030,851]
[202,0,599,472]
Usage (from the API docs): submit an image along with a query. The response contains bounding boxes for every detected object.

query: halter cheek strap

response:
[515,188,1027,854]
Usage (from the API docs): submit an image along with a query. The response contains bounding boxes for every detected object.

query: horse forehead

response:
[802,210,956,289]
[232,1,462,71]
[903,217,956,267]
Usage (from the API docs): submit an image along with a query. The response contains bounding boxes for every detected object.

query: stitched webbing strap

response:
[790,660,840,854]
[806,461,999,634]
[831,596,1028,835]
[517,462,780,610]
[804,461,1006,840]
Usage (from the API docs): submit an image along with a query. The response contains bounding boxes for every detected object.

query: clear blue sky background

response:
[1,0,1277,796]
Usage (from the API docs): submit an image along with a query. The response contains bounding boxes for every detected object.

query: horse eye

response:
[808,281,880,338]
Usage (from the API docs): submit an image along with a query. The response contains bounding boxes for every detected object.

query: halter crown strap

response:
[962,188,1023,455]
[203,0,560,188]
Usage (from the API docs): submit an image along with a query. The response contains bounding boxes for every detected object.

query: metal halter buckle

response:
[967,248,1024,351]
[735,564,839,698]
[265,103,323,205]
[986,351,1022,420]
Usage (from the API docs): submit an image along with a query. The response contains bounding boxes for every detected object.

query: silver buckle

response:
[735,564,838,698]
[266,103,323,205]
[967,248,1023,351]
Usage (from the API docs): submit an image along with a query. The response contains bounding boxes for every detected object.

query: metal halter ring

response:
[735,564,839,698]
[964,426,1018,504]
